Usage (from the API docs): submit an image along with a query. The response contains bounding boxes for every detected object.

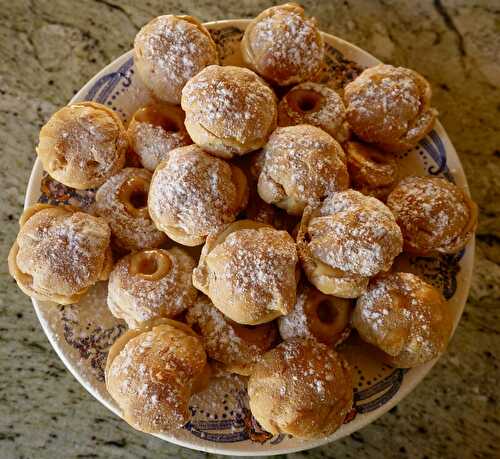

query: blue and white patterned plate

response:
[25,19,475,456]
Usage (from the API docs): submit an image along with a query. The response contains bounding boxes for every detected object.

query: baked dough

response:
[181,65,277,158]
[241,4,324,86]
[344,64,437,152]
[105,318,208,433]
[127,103,192,171]
[37,102,127,189]
[193,220,299,324]
[278,283,352,346]
[148,145,249,246]
[134,15,218,104]
[278,82,349,142]
[186,295,278,375]
[95,168,167,251]
[297,190,403,298]
[248,338,353,439]
[257,125,349,216]
[386,176,477,255]
[8,204,112,304]
[345,140,398,200]
[107,248,197,328]
[352,272,453,368]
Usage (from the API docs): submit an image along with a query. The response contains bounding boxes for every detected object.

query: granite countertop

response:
[1,1,499,458]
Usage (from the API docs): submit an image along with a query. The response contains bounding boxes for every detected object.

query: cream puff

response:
[297,190,403,298]
[127,103,192,171]
[8,204,112,304]
[186,296,279,375]
[107,248,197,328]
[37,102,127,189]
[105,318,208,433]
[95,168,167,251]
[248,338,353,439]
[148,145,249,246]
[192,220,299,325]
[352,272,453,368]
[257,125,349,216]
[278,82,349,142]
[134,15,218,104]
[344,64,437,152]
[181,65,277,158]
[241,4,324,86]
[278,283,352,347]
[345,140,398,200]
[386,176,477,255]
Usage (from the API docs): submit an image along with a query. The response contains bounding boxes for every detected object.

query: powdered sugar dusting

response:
[186,297,274,371]
[354,272,451,366]
[134,15,218,102]
[308,190,403,276]
[278,83,346,138]
[245,5,324,85]
[259,125,348,209]
[149,146,241,236]
[37,103,127,187]
[219,228,298,308]
[182,65,276,145]
[15,207,110,298]
[108,248,197,328]
[387,176,473,253]
[344,64,437,151]
[95,168,166,251]
[128,121,191,171]
[107,324,206,431]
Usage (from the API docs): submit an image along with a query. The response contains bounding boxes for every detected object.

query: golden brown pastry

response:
[134,15,218,104]
[105,318,208,433]
[148,145,248,246]
[37,102,127,189]
[107,248,197,328]
[181,65,277,158]
[8,204,112,304]
[345,140,398,200]
[127,103,192,171]
[386,176,477,255]
[248,338,353,439]
[278,82,349,142]
[278,283,352,347]
[344,64,437,152]
[186,296,279,375]
[95,168,167,251]
[352,272,453,368]
[257,125,349,216]
[193,220,299,325]
[297,190,403,298]
[241,4,324,86]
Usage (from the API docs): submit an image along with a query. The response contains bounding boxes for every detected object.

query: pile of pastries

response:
[9,4,477,441]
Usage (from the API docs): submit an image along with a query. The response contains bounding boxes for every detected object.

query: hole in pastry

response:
[297,94,319,112]
[316,300,338,324]
[130,250,172,280]
[129,189,148,209]
[136,256,158,275]
[135,106,181,133]
[118,177,150,217]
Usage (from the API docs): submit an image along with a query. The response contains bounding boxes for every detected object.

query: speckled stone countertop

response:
[1,1,499,458]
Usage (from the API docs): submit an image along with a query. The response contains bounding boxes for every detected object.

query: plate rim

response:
[24,18,475,456]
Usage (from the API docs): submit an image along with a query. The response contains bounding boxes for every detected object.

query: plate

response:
[24,19,475,456]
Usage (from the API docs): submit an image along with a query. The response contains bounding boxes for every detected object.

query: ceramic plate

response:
[24,19,474,456]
